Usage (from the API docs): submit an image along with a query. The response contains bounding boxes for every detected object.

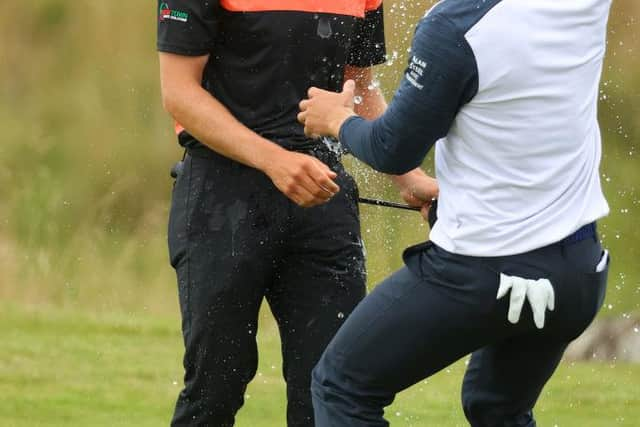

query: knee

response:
[462,394,488,427]
[462,395,536,427]
[310,353,336,401]
[311,355,363,426]
[310,350,358,410]
[461,391,482,425]
[311,350,393,410]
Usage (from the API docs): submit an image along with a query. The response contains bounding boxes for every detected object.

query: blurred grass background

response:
[0,0,638,425]
[1,0,637,316]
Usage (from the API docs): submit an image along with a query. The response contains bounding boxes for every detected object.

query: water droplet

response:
[367,79,381,90]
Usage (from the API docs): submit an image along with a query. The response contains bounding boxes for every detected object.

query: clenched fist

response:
[298,80,358,139]
[262,149,340,207]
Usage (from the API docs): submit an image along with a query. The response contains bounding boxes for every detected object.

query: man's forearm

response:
[163,80,285,173]
[341,66,436,192]
[342,65,424,174]
[354,80,386,120]
[346,66,387,120]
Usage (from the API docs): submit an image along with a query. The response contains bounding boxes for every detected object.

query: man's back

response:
[431,0,612,256]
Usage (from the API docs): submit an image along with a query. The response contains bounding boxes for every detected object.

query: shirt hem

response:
[157,43,210,56]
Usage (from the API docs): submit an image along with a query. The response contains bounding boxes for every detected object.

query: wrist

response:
[389,170,416,189]
[330,108,357,139]
[253,139,287,175]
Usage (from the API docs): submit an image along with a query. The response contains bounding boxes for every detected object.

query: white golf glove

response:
[497,273,555,329]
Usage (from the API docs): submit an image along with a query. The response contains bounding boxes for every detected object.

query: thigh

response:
[267,231,365,427]
[267,171,364,403]
[267,262,365,378]
[266,185,366,382]
[265,166,366,426]
[169,154,289,424]
[170,153,286,335]
[321,257,503,396]
[286,162,364,278]
[270,164,366,353]
[461,335,568,426]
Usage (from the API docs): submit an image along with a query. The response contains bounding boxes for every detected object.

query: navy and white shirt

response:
[341,0,612,256]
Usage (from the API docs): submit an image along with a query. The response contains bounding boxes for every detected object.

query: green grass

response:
[2,304,639,426]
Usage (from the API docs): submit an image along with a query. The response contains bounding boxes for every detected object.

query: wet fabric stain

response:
[227,200,248,257]
[317,17,332,39]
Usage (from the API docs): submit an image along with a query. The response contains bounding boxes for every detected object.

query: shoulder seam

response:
[429,0,504,34]
[427,13,479,105]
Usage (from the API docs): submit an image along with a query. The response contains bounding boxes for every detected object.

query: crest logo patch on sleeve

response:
[159,2,189,23]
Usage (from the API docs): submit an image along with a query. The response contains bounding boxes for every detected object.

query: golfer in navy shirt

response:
[299,0,612,425]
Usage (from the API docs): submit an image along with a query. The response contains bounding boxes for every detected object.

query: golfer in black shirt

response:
[157,1,437,425]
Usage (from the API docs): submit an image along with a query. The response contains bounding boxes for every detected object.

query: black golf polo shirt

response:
[157,0,386,149]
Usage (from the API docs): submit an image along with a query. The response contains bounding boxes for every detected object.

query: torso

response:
[199,0,383,147]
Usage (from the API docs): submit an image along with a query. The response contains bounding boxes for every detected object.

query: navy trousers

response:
[311,234,608,426]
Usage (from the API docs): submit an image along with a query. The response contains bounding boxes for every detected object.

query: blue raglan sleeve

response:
[339,14,478,174]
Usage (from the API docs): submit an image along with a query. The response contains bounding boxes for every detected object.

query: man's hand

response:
[261,149,340,207]
[298,81,358,138]
[390,168,439,221]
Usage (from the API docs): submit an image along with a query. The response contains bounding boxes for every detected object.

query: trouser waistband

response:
[185,143,341,166]
[560,222,596,245]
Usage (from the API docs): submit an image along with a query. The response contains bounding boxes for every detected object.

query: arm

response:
[300,15,478,175]
[389,168,438,218]
[159,55,339,207]
[157,0,339,207]
[159,53,279,173]
[341,66,438,214]
[344,65,386,120]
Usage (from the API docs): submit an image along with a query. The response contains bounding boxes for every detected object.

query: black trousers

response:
[312,234,609,426]
[168,146,366,426]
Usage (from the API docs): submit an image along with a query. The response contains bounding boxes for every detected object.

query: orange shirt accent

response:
[365,0,383,11]
[220,0,382,17]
